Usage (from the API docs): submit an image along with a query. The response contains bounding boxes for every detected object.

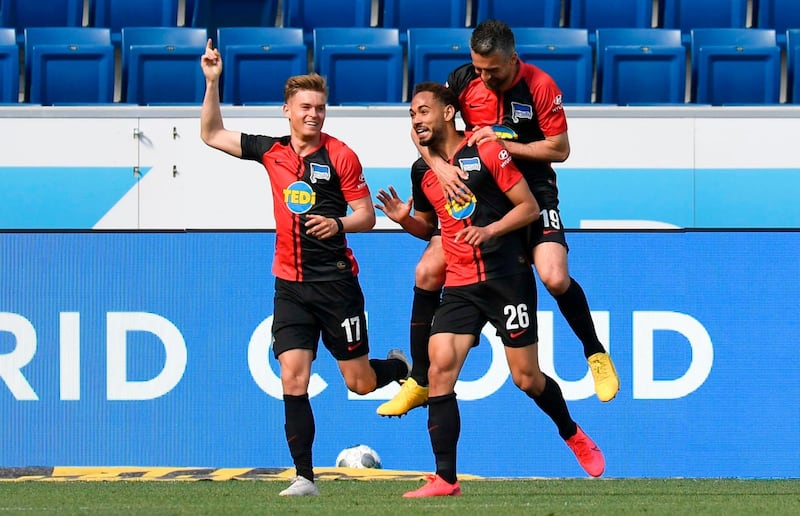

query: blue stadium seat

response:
[24,27,114,104]
[382,0,467,45]
[513,28,592,104]
[2,0,84,44]
[473,0,561,28]
[568,0,653,45]
[595,28,686,104]
[754,0,800,48]
[406,28,472,90]
[691,28,780,105]
[0,28,19,103]
[121,27,208,105]
[191,0,278,45]
[185,0,197,25]
[661,0,748,45]
[91,0,179,46]
[285,0,371,46]
[787,30,800,103]
[313,28,403,105]
[217,27,307,105]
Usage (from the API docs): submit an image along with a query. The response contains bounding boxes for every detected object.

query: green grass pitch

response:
[1,479,798,515]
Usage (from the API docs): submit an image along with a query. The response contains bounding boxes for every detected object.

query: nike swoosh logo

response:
[468,103,481,108]
[543,229,557,235]
[510,329,527,338]
[347,341,363,351]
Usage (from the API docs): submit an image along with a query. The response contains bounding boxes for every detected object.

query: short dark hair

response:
[411,81,460,112]
[470,19,516,58]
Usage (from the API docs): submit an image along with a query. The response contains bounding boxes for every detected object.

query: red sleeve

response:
[329,137,370,202]
[477,141,524,192]
[527,65,568,137]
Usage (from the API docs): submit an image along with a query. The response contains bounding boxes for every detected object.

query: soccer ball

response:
[335,444,382,469]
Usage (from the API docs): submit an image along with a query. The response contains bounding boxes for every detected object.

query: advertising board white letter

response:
[633,311,713,399]
[0,312,38,400]
[60,312,81,400]
[106,312,187,400]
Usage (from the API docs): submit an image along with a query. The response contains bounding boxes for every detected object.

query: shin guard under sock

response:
[528,375,578,440]
[409,287,441,386]
[283,393,315,481]
[555,278,606,358]
[427,393,460,484]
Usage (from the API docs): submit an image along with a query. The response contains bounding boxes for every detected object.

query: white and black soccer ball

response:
[335,444,382,469]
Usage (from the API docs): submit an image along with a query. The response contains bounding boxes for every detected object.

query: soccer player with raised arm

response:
[200,39,409,497]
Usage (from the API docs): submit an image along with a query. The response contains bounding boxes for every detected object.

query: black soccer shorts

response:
[431,271,539,348]
[271,276,370,361]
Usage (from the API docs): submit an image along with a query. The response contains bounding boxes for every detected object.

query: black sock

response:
[409,287,440,386]
[427,393,460,484]
[527,375,578,441]
[369,357,408,388]
[554,278,606,358]
[283,393,315,481]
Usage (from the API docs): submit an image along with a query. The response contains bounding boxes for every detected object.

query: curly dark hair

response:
[411,81,460,112]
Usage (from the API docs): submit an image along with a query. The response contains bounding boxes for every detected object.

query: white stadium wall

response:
[1,105,799,230]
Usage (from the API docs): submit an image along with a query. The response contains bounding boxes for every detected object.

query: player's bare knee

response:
[541,272,570,296]
[427,363,445,381]
[344,376,375,395]
[281,373,309,393]
[512,371,545,396]
[427,362,456,386]
[350,383,374,396]
[415,257,445,290]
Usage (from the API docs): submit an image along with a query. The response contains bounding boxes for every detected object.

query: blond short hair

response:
[284,73,328,102]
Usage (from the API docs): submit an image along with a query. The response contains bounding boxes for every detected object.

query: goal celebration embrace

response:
[199,18,617,498]
[3,0,798,512]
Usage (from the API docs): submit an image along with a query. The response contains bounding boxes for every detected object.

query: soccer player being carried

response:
[375,83,604,497]
[200,39,410,497]
[377,20,618,419]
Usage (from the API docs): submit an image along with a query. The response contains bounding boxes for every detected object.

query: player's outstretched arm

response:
[200,38,242,157]
[507,131,570,163]
[466,127,570,163]
[375,186,435,240]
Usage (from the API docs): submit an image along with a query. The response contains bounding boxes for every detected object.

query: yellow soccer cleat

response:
[376,377,429,417]
[588,352,619,402]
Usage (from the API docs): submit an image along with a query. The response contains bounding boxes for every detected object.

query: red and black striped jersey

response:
[240,132,369,282]
[447,60,567,187]
[411,137,531,287]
